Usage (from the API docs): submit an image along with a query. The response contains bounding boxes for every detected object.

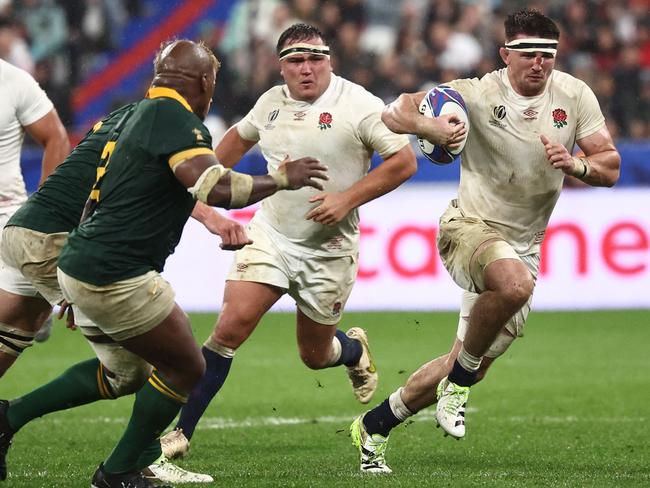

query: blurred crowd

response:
[0,0,648,140]
[0,0,142,125]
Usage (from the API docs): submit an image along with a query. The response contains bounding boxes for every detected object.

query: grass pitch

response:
[2,310,649,487]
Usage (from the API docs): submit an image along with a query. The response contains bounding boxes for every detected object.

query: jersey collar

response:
[146,87,193,113]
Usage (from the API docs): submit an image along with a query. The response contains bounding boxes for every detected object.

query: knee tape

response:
[470,240,520,290]
[0,323,35,357]
[88,341,152,396]
[475,240,520,269]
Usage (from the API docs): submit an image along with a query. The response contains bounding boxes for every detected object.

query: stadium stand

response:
[1,0,649,189]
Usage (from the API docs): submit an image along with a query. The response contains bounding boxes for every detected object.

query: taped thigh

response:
[86,339,152,396]
[470,240,521,291]
[0,322,35,357]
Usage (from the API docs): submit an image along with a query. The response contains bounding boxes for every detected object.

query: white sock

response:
[388,388,413,422]
[204,337,236,358]
[325,336,342,367]
[457,345,482,372]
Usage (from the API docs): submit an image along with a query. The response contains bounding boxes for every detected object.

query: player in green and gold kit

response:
[0,39,326,488]
[0,104,135,376]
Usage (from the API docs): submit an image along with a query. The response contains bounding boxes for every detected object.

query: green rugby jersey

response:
[58,87,214,285]
[7,104,135,233]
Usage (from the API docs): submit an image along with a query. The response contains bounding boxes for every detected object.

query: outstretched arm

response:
[173,153,327,209]
[306,144,416,226]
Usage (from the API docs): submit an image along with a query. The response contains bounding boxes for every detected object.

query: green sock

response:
[103,371,186,473]
[7,358,112,431]
[136,439,164,470]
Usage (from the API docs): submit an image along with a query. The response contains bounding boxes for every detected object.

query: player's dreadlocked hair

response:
[276,23,327,54]
[504,9,560,42]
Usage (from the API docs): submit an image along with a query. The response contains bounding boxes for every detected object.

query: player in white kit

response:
[0,58,69,376]
[349,9,621,473]
[158,23,446,459]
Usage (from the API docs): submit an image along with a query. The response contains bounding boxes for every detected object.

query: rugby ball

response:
[417,85,469,165]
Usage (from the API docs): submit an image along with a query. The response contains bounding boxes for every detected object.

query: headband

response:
[279,42,330,61]
[505,37,558,56]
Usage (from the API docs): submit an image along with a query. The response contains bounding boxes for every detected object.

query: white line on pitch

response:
[51,410,646,429]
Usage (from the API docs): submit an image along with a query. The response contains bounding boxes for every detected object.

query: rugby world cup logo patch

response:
[552,108,567,128]
[318,112,332,130]
[265,109,279,130]
[489,104,507,129]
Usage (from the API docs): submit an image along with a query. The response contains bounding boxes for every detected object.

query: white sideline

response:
[53,409,646,430]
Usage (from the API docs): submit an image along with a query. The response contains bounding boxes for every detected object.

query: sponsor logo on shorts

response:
[236,263,248,272]
[534,230,545,244]
[325,235,343,250]
[332,301,342,317]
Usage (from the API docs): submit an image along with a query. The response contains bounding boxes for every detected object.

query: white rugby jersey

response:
[0,59,53,218]
[448,69,605,254]
[237,74,409,255]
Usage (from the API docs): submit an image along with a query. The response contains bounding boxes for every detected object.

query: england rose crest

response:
[318,112,332,130]
[552,108,567,128]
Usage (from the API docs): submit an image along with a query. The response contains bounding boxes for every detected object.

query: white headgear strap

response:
[505,37,558,56]
[279,42,330,61]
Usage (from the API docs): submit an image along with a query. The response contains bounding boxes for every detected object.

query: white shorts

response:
[0,226,68,304]
[0,254,41,298]
[0,212,44,299]
[456,253,540,358]
[438,200,524,293]
[226,220,358,325]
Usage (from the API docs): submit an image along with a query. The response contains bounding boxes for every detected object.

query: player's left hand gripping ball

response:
[418,85,469,165]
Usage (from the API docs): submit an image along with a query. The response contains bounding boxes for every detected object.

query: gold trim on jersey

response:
[93,120,103,132]
[168,147,214,170]
[146,86,193,113]
[101,141,116,159]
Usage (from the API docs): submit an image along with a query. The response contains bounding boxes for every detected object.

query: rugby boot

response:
[91,463,172,488]
[435,376,469,439]
[350,415,392,474]
[143,454,213,483]
[160,428,190,459]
